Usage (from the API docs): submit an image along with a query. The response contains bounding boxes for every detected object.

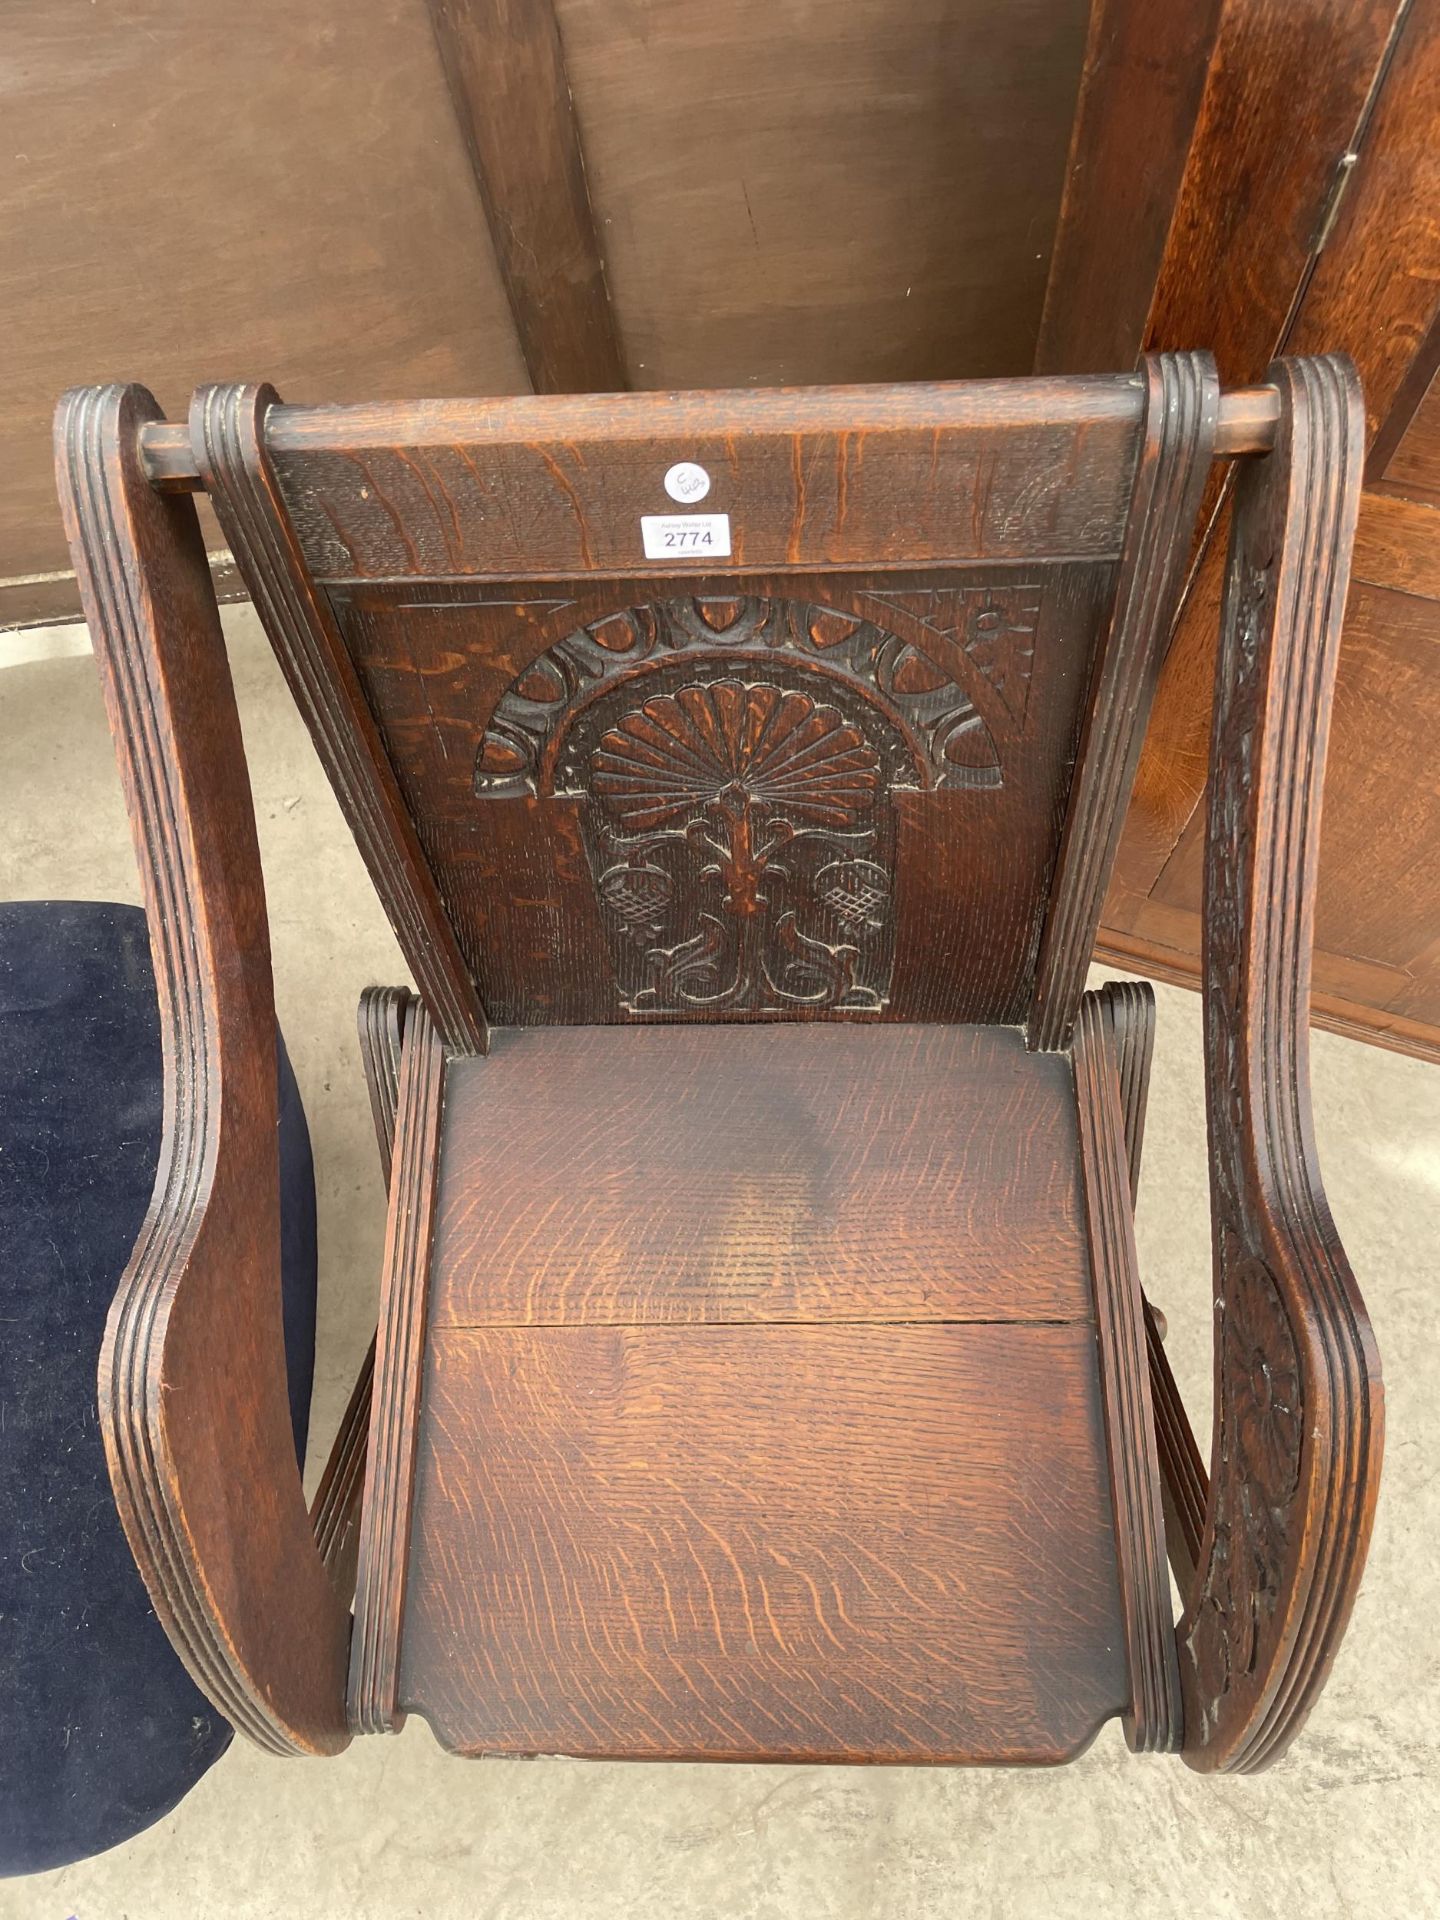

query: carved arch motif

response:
[473,594,1027,1017]
[474,594,1012,801]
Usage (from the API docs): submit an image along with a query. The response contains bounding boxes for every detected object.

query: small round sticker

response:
[663,461,711,504]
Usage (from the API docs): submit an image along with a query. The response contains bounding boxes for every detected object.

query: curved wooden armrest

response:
[1181,357,1383,1773]
[55,385,351,1754]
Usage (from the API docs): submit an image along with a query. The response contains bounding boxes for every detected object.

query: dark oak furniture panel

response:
[260,378,1149,579]
[428,1026,1089,1329]
[61,354,1380,1775]
[4,0,1091,625]
[136,361,1232,1037]
[553,0,1090,393]
[2,0,528,617]
[1040,0,1440,1059]
[333,566,1111,1029]
[403,1320,1128,1763]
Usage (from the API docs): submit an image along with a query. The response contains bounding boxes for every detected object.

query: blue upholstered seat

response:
[0,902,317,1876]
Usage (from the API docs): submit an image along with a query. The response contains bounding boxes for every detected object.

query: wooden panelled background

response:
[2,0,1089,619]
[1039,0,1440,1060]
[3,0,529,620]
[4,0,1436,1058]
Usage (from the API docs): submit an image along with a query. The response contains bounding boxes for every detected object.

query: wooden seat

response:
[382,1023,1135,1761]
[58,353,1382,1776]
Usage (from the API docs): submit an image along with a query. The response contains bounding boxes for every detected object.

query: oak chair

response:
[56,352,1382,1774]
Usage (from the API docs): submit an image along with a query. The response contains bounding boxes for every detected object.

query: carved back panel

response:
[186,366,1218,1035]
[328,567,1108,1025]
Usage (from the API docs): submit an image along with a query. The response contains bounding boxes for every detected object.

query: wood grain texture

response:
[1149,566,1440,1019]
[1377,353,1440,500]
[426,0,625,396]
[358,984,414,1179]
[1370,319,1440,489]
[191,383,488,1055]
[138,386,1277,494]
[1351,486,1440,598]
[311,1348,375,1596]
[350,1003,447,1737]
[64,356,1382,1770]
[1282,2,1440,449]
[401,1322,1128,1762]
[1097,978,1155,1202]
[1146,1306,1208,1595]
[4,0,528,595]
[1039,0,1407,385]
[56,383,351,1755]
[1142,0,1406,387]
[1029,353,1218,1048]
[332,563,1109,1031]
[429,1024,1092,1329]
[553,0,1088,392]
[1094,978,1210,1594]
[309,987,414,1590]
[260,378,1149,583]
[390,1011,1174,1763]
[1184,356,1383,1772]
[1035,0,1223,374]
[1073,993,1182,1753]
[1096,911,1440,1066]
[1081,0,1410,883]
[1075,0,1440,1059]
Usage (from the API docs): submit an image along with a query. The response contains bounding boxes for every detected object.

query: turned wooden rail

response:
[133,385,1282,492]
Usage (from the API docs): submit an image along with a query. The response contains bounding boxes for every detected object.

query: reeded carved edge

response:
[1029,351,1220,1050]
[62,384,281,1752]
[1097,980,1210,1590]
[58,384,350,1755]
[312,1344,376,1590]
[1183,356,1383,1774]
[1122,1019,1209,1593]
[349,1002,447,1735]
[1074,991,1183,1753]
[190,383,488,1056]
[1146,1306,1207,1593]
[1098,978,1155,1200]
[359,985,414,1178]
[311,988,414,1586]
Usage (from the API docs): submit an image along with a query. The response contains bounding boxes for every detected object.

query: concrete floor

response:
[2,606,1437,1919]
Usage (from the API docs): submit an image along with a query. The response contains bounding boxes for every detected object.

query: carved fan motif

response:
[579,677,896,1016]
[469,592,1024,1018]
[591,682,881,833]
